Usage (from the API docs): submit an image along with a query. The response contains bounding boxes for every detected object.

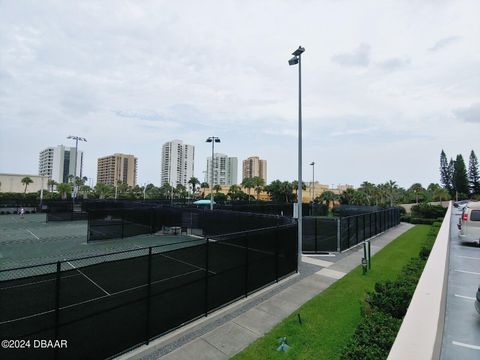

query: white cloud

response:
[454,103,480,123]
[0,0,479,189]
[428,36,462,52]
[331,43,371,67]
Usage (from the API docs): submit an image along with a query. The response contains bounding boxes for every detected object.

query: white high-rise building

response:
[161,140,195,187]
[206,153,238,186]
[38,145,83,184]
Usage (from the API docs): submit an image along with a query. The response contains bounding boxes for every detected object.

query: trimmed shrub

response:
[410,204,446,219]
[365,278,417,319]
[405,217,444,225]
[340,223,440,359]
[340,309,401,360]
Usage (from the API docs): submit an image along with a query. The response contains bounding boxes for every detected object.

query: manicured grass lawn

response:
[232,225,430,360]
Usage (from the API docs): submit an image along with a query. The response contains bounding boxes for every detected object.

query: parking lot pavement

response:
[440,212,480,359]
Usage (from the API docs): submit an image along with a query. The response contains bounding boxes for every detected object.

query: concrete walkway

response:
[119,223,414,360]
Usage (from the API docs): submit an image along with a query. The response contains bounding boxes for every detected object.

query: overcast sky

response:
[1,0,479,189]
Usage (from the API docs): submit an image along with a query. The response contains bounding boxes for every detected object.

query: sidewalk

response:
[120,223,414,360]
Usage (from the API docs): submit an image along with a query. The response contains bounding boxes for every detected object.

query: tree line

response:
[2,176,453,208]
[440,149,480,199]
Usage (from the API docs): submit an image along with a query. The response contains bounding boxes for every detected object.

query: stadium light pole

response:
[206,137,220,210]
[289,46,305,268]
[67,135,87,202]
[310,162,315,201]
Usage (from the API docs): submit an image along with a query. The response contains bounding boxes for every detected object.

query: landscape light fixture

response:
[206,136,221,210]
[67,135,87,202]
[288,46,305,268]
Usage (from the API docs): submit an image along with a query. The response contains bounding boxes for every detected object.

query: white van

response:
[458,202,480,244]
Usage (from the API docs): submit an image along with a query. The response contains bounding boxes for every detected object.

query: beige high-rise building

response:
[97,153,138,187]
[242,156,267,182]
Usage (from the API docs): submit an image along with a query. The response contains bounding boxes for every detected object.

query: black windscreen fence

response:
[339,208,400,251]
[302,217,338,252]
[44,201,88,222]
[214,202,327,217]
[304,208,401,253]
[87,206,292,241]
[0,210,297,360]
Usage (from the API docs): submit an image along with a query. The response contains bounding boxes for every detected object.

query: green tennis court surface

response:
[0,213,204,272]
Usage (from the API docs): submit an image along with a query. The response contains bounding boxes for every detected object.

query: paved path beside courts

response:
[119,223,414,360]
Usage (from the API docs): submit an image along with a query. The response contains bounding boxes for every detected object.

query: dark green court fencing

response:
[44,201,88,222]
[339,208,400,251]
[304,208,401,253]
[87,206,292,241]
[214,202,328,217]
[0,223,297,360]
[302,217,338,252]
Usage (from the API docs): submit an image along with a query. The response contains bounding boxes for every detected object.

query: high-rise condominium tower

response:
[97,153,138,187]
[161,140,195,187]
[205,153,238,186]
[242,156,267,182]
[38,145,83,184]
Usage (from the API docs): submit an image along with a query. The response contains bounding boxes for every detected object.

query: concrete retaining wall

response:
[388,201,452,360]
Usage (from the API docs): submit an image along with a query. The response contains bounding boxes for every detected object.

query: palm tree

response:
[281,181,294,203]
[241,178,255,202]
[160,183,173,200]
[264,180,283,202]
[227,184,242,200]
[433,187,450,206]
[252,176,265,201]
[339,188,356,205]
[79,185,92,199]
[318,190,337,208]
[175,184,188,200]
[359,181,376,206]
[47,179,57,192]
[408,183,426,204]
[57,183,71,200]
[21,177,33,195]
[188,177,200,199]
[213,184,222,193]
[200,182,209,198]
[384,180,399,207]
[95,183,111,199]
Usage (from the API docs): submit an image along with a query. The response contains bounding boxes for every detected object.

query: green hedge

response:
[410,204,446,219]
[339,223,440,359]
[400,215,444,225]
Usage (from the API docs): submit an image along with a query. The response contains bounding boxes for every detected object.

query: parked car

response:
[476,285,480,315]
[454,200,470,214]
[458,202,480,244]
[454,200,470,208]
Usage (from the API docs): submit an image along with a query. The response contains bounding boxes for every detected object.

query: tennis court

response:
[0,213,202,271]
[0,210,297,360]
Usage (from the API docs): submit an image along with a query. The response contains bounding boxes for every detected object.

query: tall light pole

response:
[310,162,315,202]
[67,135,87,202]
[206,136,220,210]
[289,46,305,267]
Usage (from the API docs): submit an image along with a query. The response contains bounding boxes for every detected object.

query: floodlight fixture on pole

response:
[310,162,315,201]
[206,136,221,210]
[67,135,87,202]
[288,45,305,269]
